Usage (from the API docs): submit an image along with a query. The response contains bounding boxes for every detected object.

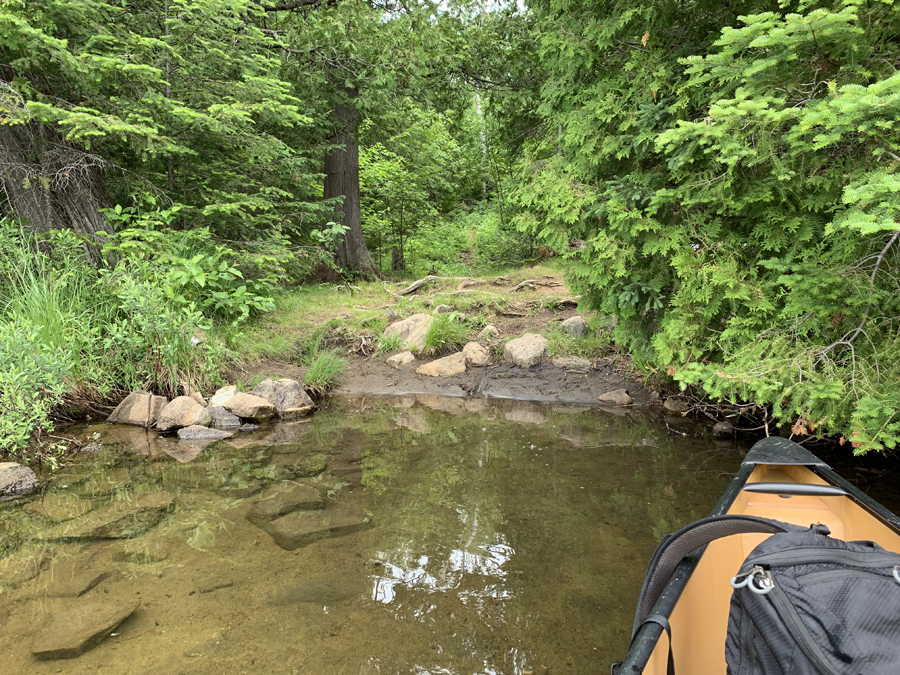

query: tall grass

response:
[423,313,468,355]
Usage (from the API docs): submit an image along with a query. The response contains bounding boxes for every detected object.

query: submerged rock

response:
[386,351,417,369]
[462,342,491,366]
[45,493,175,540]
[223,393,276,422]
[383,313,434,351]
[598,389,633,405]
[177,425,233,441]
[257,508,370,551]
[250,378,314,420]
[0,462,38,499]
[246,484,324,525]
[503,333,550,368]
[560,315,588,338]
[107,391,168,428]
[156,396,211,432]
[32,600,139,660]
[416,352,467,377]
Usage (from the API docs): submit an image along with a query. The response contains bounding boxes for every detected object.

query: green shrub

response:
[424,313,468,355]
[304,351,347,396]
[0,316,72,459]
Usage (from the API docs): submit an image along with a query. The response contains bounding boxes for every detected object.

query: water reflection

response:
[0,394,742,675]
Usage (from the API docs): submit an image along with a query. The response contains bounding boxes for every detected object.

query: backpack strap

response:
[632,515,804,635]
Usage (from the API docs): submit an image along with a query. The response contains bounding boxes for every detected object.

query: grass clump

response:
[303,350,347,397]
[423,313,468,355]
[375,332,402,357]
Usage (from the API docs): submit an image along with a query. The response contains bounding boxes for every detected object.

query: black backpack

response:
[620,515,900,675]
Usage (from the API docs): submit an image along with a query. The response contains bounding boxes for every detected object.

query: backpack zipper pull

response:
[731,565,775,595]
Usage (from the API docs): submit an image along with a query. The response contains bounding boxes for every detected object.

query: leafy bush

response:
[0,316,72,458]
[101,205,277,324]
[424,313,468,355]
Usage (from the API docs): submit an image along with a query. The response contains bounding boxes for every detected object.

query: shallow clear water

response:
[0,395,742,674]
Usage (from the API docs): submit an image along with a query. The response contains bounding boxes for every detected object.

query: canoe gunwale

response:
[616,463,754,673]
[615,437,900,674]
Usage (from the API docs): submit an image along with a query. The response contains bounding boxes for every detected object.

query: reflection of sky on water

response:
[370,534,515,605]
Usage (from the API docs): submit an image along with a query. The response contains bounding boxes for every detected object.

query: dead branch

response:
[512,279,536,292]
[397,275,444,296]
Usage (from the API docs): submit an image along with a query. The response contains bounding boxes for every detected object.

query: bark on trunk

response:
[0,122,111,261]
[323,91,380,279]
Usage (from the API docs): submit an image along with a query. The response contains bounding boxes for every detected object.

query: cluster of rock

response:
[107,378,315,440]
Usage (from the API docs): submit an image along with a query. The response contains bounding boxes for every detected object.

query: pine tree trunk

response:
[0,123,111,261]
[323,91,380,279]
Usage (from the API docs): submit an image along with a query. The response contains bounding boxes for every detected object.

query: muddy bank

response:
[335,354,654,407]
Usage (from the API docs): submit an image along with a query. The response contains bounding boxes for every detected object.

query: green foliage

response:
[375,332,402,358]
[303,351,347,396]
[0,316,71,458]
[424,313,469,355]
[517,0,900,451]
[101,205,278,324]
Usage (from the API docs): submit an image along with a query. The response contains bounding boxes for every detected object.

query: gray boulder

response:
[386,351,417,369]
[713,421,736,438]
[250,378,314,420]
[560,315,588,338]
[156,396,211,432]
[383,313,435,351]
[0,462,38,498]
[32,600,139,660]
[503,333,550,368]
[208,405,241,430]
[598,388,633,405]
[223,392,276,422]
[462,342,491,366]
[663,398,690,414]
[107,391,168,427]
[551,356,592,370]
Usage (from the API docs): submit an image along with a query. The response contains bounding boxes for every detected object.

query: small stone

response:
[198,578,233,594]
[32,601,139,660]
[503,333,550,368]
[663,398,690,414]
[80,443,103,454]
[560,315,588,338]
[208,405,241,430]
[107,391,168,428]
[156,396,211,432]
[551,356,592,370]
[256,508,370,551]
[223,393,276,422]
[416,352,467,377]
[47,569,112,598]
[462,342,491,367]
[434,304,453,314]
[0,462,38,498]
[713,421,736,438]
[177,425,233,441]
[246,484,324,524]
[383,313,435,351]
[598,389,633,405]
[208,385,238,408]
[386,351,417,369]
[479,325,500,340]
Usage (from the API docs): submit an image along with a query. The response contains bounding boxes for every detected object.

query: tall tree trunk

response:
[323,90,380,278]
[0,123,111,261]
